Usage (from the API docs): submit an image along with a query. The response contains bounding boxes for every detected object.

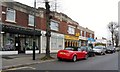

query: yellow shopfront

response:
[65,35,79,48]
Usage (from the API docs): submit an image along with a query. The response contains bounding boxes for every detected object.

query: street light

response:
[33,0,36,60]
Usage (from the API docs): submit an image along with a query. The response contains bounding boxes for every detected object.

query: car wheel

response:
[101,52,104,55]
[84,54,88,60]
[72,55,77,62]
[103,52,106,55]
[57,57,62,61]
[111,51,113,54]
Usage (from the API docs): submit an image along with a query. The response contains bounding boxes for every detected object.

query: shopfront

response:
[51,32,64,53]
[79,36,88,46]
[65,35,79,48]
[1,24,41,55]
[88,37,95,48]
[41,31,64,53]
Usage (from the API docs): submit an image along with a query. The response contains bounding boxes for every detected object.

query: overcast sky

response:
[14,0,120,39]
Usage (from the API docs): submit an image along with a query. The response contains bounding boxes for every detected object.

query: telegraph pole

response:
[33,0,36,60]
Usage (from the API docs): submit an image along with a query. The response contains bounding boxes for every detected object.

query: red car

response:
[57,47,88,62]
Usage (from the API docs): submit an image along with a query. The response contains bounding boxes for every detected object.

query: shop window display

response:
[25,37,38,50]
[2,33,16,51]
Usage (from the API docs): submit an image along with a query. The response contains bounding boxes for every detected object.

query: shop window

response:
[51,37,57,49]
[42,36,46,49]
[2,33,16,51]
[25,37,38,50]
[6,8,16,22]
[28,15,34,26]
[51,37,63,50]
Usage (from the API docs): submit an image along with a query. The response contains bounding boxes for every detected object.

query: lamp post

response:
[33,0,36,60]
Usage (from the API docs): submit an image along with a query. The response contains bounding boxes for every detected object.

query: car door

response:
[80,47,87,58]
[77,48,84,59]
[103,47,106,53]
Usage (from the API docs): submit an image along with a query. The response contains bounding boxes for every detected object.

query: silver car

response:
[93,46,106,55]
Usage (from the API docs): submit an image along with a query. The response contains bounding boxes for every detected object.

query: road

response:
[6,52,118,71]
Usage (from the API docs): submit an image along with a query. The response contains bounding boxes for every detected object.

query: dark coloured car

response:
[106,46,115,53]
[115,47,120,52]
[80,46,95,57]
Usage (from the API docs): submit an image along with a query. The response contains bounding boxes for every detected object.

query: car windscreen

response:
[94,46,102,49]
[80,46,87,51]
[81,46,86,49]
[64,47,74,51]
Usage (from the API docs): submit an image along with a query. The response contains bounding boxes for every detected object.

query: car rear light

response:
[60,52,66,54]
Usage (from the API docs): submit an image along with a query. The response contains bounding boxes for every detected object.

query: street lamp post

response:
[33,0,36,60]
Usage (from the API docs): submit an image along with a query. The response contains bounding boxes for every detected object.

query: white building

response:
[95,38,108,46]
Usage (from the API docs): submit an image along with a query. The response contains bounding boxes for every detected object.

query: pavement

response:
[1,53,57,71]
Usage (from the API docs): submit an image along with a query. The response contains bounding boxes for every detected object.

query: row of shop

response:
[0,24,94,55]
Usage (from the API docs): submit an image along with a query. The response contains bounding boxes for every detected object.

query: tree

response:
[41,0,54,60]
[108,22,119,46]
[114,30,119,47]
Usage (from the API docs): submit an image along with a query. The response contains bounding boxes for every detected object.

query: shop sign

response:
[75,33,80,36]
[79,36,87,40]
[65,35,79,40]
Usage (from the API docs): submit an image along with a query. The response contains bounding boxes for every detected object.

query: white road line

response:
[7,66,36,70]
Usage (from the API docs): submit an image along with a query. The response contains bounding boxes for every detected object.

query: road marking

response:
[7,66,36,70]
[2,59,56,71]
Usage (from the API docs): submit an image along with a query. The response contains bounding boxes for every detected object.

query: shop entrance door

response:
[20,38,25,53]
[15,37,25,54]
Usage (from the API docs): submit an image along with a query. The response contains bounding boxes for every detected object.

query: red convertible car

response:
[57,47,88,62]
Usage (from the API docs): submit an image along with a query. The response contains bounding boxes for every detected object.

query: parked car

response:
[106,46,115,53]
[93,46,106,55]
[80,46,95,57]
[115,47,120,52]
[57,47,88,62]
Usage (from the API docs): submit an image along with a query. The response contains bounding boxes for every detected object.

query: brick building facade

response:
[0,2,94,55]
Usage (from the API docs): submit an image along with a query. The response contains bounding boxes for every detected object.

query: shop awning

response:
[2,24,41,36]
[88,38,95,42]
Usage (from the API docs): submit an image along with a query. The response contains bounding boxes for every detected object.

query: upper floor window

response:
[68,25,75,34]
[84,31,86,37]
[90,34,92,38]
[6,8,16,22]
[81,31,82,36]
[50,20,59,31]
[28,15,34,26]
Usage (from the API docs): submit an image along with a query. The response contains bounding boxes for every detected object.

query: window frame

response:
[50,20,59,31]
[81,30,82,36]
[68,25,75,34]
[28,14,34,26]
[84,31,86,37]
[6,8,16,22]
